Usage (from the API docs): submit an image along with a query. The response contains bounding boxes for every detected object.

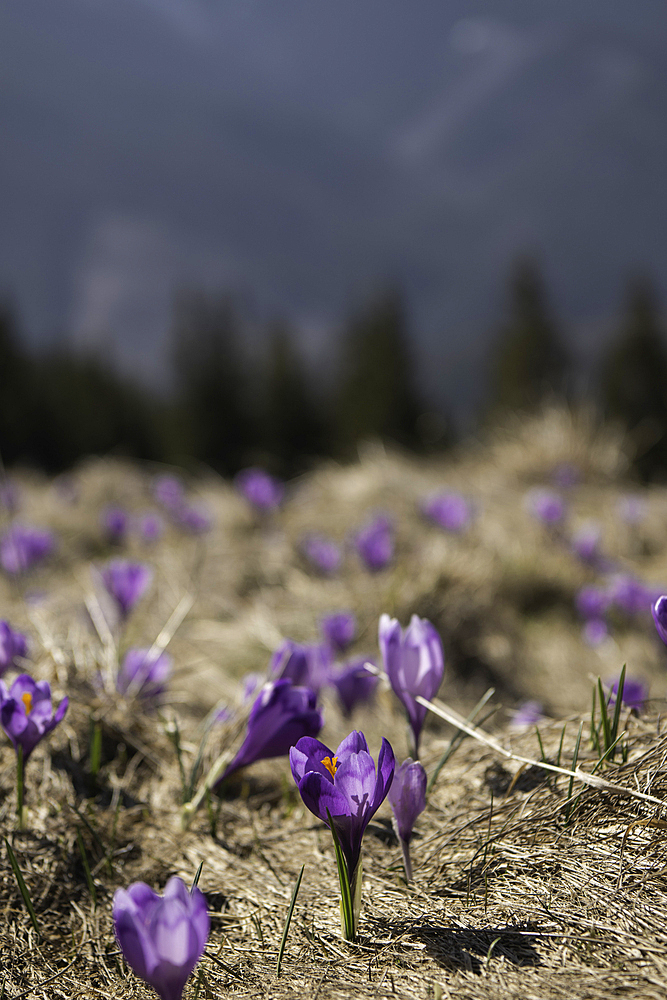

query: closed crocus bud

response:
[320,612,356,653]
[354,515,394,572]
[100,559,153,619]
[113,876,209,1000]
[652,595,667,645]
[387,758,427,881]
[0,621,28,676]
[0,673,68,762]
[379,614,444,757]
[117,648,172,704]
[235,468,284,513]
[329,657,378,717]
[421,493,472,533]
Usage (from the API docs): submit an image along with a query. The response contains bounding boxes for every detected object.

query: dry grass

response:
[3,406,667,999]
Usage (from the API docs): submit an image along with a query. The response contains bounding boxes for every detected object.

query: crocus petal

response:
[653,596,667,645]
[335,730,369,758]
[299,770,350,825]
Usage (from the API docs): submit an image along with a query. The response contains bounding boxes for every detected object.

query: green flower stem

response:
[16,745,26,832]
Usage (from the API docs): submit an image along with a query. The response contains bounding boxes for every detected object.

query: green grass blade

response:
[76,828,97,908]
[326,808,355,941]
[597,678,611,753]
[556,723,566,768]
[427,687,495,794]
[276,863,305,976]
[564,722,583,825]
[191,861,204,892]
[535,726,547,763]
[610,664,626,751]
[5,838,40,936]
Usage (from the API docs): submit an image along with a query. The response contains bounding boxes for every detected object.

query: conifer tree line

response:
[0,260,666,479]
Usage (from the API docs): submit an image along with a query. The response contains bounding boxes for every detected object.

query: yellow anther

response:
[321,755,338,778]
[21,692,32,715]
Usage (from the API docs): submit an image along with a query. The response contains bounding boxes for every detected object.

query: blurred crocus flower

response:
[175,503,213,534]
[583,618,609,647]
[321,612,356,653]
[0,524,55,574]
[329,657,378,717]
[236,467,284,513]
[100,559,153,619]
[153,474,185,512]
[354,514,394,572]
[608,675,648,714]
[290,731,394,939]
[379,614,444,757]
[101,505,128,545]
[526,489,566,526]
[0,621,28,676]
[608,574,655,617]
[652,595,667,645]
[300,533,341,575]
[270,639,330,695]
[113,876,209,1000]
[576,585,610,621]
[510,700,543,729]
[0,673,68,762]
[387,758,427,881]
[117,648,172,703]
[216,679,323,785]
[138,513,164,544]
[421,492,472,533]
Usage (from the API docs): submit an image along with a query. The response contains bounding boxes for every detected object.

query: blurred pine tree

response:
[600,278,667,480]
[487,259,569,417]
[333,291,424,455]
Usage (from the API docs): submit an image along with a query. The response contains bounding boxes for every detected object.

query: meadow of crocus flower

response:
[3,407,667,999]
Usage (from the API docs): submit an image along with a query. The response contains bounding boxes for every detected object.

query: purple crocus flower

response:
[0,674,68,762]
[354,514,394,572]
[608,676,648,714]
[290,731,395,890]
[216,679,323,785]
[583,619,609,646]
[100,559,153,619]
[101,505,128,545]
[0,621,28,676]
[510,700,543,729]
[270,639,331,695]
[236,467,284,513]
[113,876,209,1000]
[570,523,603,566]
[320,612,356,653]
[300,533,341,575]
[652,595,667,646]
[138,513,165,544]
[153,474,185,512]
[387,758,427,881]
[117,648,172,703]
[608,575,655,617]
[525,489,566,526]
[175,503,213,534]
[379,614,444,757]
[421,492,472,533]
[0,524,55,574]
[329,657,378,717]
[576,585,610,621]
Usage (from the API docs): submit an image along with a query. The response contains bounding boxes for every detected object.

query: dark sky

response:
[1,0,666,419]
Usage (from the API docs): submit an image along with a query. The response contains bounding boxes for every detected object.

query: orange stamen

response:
[21,692,32,715]
[321,755,338,778]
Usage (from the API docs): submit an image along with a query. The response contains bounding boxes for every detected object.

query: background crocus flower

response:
[379,614,444,757]
[583,618,609,646]
[320,612,356,653]
[526,488,566,526]
[300,533,341,575]
[354,514,394,572]
[175,503,213,534]
[570,523,603,566]
[421,492,472,533]
[652,595,667,645]
[0,673,68,762]
[0,621,28,676]
[510,700,543,729]
[329,657,378,717]
[117,648,172,703]
[101,505,128,545]
[290,731,394,938]
[100,559,153,619]
[138,512,164,544]
[608,675,648,713]
[576,585,610,621]
[153,474,185,511]
[0,524,55,574]
[387,758,427,881]
[113,876,209,1000]
[608,574,655,617]
[236,467,284,513]
[270,639,331,695]
[216,679,323,785]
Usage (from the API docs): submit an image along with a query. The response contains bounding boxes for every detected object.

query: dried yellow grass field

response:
[2,408,667,999]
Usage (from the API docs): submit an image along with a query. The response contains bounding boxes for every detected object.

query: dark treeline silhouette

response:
[1,262,667,478]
